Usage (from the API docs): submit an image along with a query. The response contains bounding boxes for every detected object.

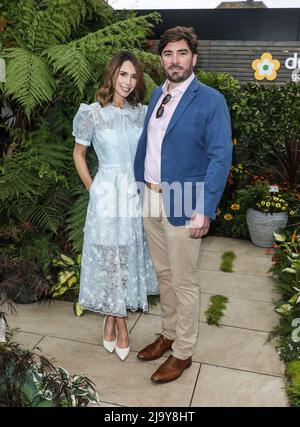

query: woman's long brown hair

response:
[96,52,146,107]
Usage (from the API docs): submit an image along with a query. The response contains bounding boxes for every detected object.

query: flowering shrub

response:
[256,192,295,215]
[211,163,252,238]
[269,230,300,403]
[212,165,298,239]
[236,179,296,216]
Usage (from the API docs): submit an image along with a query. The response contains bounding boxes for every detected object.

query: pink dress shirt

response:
[144,72,195,184]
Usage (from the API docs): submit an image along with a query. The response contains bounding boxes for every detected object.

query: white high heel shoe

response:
[103,316,116,353]
[115,320,130,361]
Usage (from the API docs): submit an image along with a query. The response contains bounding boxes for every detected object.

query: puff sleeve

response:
[140,104,148,121]
[72,103,95,146]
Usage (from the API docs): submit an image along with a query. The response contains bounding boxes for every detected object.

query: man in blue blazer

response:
[134,26,232,383]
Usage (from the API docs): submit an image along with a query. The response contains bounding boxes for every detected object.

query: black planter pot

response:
[7,285,37,304]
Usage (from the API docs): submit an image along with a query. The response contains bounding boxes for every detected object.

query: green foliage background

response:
[0,0,161,257]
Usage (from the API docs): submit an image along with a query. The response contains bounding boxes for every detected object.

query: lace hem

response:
[79,293,160,318]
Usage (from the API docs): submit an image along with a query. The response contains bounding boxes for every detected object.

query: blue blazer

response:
[134,77,233,225]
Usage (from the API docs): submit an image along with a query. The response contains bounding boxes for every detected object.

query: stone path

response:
[7,236,288,407]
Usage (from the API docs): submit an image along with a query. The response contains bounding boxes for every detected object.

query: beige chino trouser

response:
[142,185,202,360]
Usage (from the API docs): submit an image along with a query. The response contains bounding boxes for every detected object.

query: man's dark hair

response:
[158,26,199,56]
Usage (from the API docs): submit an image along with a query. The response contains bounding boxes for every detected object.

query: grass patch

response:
[287,361,300,406]
[205,295,229,326]
[220,251,236,272]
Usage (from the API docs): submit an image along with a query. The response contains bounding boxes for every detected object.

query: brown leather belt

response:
[146,181,162,193]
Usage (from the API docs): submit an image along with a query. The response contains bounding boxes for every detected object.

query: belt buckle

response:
[146,182,162,193]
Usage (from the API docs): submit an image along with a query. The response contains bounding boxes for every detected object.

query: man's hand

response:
[188,213,210,239]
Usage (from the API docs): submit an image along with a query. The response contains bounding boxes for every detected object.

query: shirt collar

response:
[162,72,195,95]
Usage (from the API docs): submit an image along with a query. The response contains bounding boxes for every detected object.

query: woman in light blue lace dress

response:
[72,52,158,360]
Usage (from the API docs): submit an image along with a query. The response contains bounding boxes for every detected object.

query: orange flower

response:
[231,203,240,211]
[224,213,233,221]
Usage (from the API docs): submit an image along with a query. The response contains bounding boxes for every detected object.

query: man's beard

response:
[164,64,194,83]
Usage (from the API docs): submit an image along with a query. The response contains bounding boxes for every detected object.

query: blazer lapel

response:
[144,86,163,128]
[164,78,199,138]
[136,86,163,161]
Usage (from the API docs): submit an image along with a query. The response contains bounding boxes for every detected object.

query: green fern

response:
[3,0,87,48]
[21,186,72,233]
[143,72,158,104]
[4,48,55,117]
[45,45,93,94]
[1,1,161,117]
[72,13,161,54]
[0,0,159,119]
[0,1,162,253]
[0,167,42,201]
[67,191,89,252]
[0,119,73,235]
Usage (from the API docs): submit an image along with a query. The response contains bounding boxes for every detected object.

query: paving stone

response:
[3,236,288,406]
[133,314,283,376]
[199,250,273,277]
[11,331,44,351]
[199,270,280,303]
[88,401,123,407]
[191,364,288,407]
[37,336,199,407]
[202,236,274,257]
[148,301,161,316]
[194,323,284,376]
[150,295,279,332]
[200,293,279,332]
[6,300,140,345]
[130,313,170,354]
[99,401,124,407]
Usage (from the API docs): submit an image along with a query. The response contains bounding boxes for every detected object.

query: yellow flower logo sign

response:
[252,53,280,81]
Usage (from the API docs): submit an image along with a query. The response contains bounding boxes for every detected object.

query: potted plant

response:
[50,253,85,317]
[236,180,296,247]
[0,345,100,407]
[0,235,59,304]
[0,292,99,407]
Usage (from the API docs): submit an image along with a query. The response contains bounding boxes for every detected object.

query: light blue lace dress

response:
[72,101,159,317]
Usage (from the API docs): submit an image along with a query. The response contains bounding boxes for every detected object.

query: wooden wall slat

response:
[151,40,300,83]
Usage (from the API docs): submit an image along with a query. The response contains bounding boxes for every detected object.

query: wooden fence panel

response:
[151,40,300,83]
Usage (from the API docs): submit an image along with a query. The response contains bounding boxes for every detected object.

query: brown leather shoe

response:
[151,355,192,384]
[137,334,174,361]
